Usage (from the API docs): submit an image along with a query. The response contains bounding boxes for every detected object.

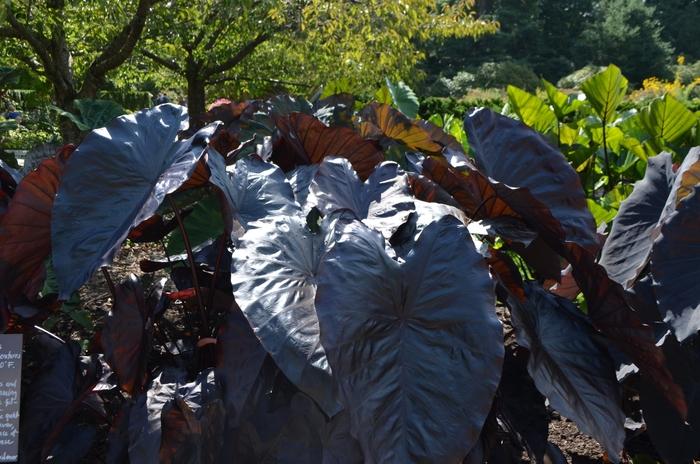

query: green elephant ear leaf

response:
[507,85,557,133]
[639,94,698,148]
[385,78,419,119]
[581,64,628,123]
[542,78,581,119]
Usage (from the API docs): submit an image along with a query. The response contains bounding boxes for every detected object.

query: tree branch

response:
[81,0,158,95]
[142,49,183,73]
[204,32,270,77]
[4,6,70,94]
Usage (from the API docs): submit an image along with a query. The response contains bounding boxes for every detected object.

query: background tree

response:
[646,0,700,61]
[0,0,160,141]
[576,0,673,84]
[140,0,499,122]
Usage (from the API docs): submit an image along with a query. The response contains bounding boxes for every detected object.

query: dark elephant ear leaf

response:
[315,217,504,462]
[464,108,598,254]
[51,104,219,298]
[565,243,687,418]
[0,147,73,301]
[101,275,153,395]
[230,215,340,416]
[273,112,383,180]
[507,282,626,460]
[310,157,414,240]
[356,102,442,154]
[651,155,700,342]
[599,152,674,287]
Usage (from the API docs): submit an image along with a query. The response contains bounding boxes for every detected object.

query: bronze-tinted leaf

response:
[0,147,73,301]
[356,102,442,154]
[273,112,384,179]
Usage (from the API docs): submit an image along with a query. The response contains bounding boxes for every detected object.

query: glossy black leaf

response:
[464,107,598,254]
[315,217,504,462]
[309,157,415,240]
[52,104,219,298]
[231,215,340,416]
[600,153,674,287]
[507,282,625,460]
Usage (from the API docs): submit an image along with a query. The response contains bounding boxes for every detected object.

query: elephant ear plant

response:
[0,93,698,463]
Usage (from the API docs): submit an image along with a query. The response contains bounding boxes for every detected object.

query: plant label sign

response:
[0,335,21,462]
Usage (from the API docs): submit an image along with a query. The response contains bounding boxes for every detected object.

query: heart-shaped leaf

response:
[315,217,503,462]
[51,104,218,298]
[231,215,340,416]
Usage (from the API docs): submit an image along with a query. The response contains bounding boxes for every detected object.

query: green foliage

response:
[473,61,540,92]
[581,64,628,123]
[638,94,697,152]
[51,99,125,131]
[506,85,557,133]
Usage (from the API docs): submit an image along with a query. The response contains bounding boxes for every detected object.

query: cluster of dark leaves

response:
[0,93,699,463]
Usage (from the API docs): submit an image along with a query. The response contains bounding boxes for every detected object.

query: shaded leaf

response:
[639,335,700,464]
[215,308,267,426]
[315,217,504,462]
[20,340,81,463]
[51,104,218,298]
[651,151,700,341]
[313,93,355,127]
[507,282,625,460]
[101,275,153,395]
[464,107,598,254]
[231,215,340,416]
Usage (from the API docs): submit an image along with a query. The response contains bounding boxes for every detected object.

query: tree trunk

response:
[186,74,207,130]
[54,87,82,144]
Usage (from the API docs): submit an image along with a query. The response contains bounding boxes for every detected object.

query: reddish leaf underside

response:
[0,146,73,301]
